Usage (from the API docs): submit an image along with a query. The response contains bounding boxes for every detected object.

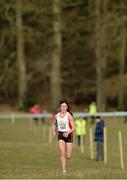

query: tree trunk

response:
[51,0,62,109]
[88,0,93,17]
[16,0,27,109]
[94,0,107,111]
[118,15,126,110]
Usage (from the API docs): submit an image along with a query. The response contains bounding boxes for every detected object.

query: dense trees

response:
[0,0,126,110]
[51,0,62,109]
[16,0,27,109]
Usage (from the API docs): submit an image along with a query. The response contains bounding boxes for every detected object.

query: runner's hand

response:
[63,132,69,137]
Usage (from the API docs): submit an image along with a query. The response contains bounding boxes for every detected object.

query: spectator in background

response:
[75,118,86,146]
[30,104,40,126]
[89,101,97,124]
[94,116,105,161]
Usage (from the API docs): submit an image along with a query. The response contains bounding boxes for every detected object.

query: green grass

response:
[0,117,127,179]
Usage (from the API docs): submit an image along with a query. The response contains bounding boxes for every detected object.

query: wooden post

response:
[89,128,94,159]
[104,127,107,164]
[49,126,52,143]
[118,131,124,169]
[73,132,76,148]
[29,116,33,130]
[42,125,46,141]
[80,135,84,154]
[11,112,15,124]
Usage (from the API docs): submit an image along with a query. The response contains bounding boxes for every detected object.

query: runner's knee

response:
[66,155,71,159]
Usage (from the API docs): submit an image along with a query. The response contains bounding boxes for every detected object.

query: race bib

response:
[59,123,66,130]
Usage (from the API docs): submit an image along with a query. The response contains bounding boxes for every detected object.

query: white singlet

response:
[56,112,71,132]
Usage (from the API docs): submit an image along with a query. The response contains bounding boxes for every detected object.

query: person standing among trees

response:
[75,118,86,147]
[29,104,40,126]
[89,101,97,124]
[52,99,75,174]
[94,116,105,161]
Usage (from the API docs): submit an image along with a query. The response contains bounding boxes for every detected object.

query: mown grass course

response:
[0,117,127,179]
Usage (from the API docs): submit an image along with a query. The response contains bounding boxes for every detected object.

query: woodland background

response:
[0,0,127,112]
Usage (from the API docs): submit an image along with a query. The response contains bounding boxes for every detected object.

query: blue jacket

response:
[94,120,105,142]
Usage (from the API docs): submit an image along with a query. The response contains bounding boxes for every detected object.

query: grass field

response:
[0,117,127,179]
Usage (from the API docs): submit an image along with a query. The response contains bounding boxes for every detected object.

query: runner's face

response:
[60,103,68,113]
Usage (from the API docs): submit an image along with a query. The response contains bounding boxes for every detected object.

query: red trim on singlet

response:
[68,113,72,129]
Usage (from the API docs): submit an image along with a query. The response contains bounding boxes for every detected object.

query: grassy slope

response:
[0,117,127,179]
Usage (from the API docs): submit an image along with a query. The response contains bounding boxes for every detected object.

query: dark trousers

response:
[96,141,104,161]
[77,136,81,146]
[77,135,85,146]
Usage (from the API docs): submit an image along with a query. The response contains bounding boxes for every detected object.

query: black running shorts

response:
[58,131,73,143]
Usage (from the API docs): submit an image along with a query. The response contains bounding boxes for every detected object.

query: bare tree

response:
[88,0,93,16]
[94,0,108,111]
[51,0,62,108]
[16,0,27,109]
[118,15,126,109]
